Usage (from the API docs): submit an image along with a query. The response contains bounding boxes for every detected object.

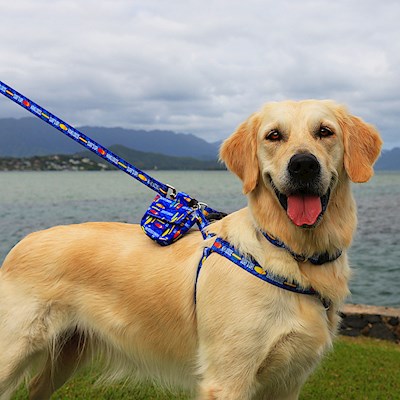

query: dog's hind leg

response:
[28,330,88,400]
[0,317,50,400]
[0,278,70,400]
[0,291,44,399]
[0,339,42,400]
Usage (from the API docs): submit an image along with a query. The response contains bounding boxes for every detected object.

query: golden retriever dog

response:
[0,100,382,400]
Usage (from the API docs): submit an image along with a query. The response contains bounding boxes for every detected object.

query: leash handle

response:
[0,80,172,198]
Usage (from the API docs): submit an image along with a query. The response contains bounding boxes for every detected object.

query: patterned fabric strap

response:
[210,238,318,295]
[194,237,319,303]
[261,231,342,265]
[0,80,171,198]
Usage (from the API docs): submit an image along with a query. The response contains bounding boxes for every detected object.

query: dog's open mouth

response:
[272,183,331,228]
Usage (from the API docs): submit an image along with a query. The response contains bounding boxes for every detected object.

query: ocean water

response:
[0,170,399,307]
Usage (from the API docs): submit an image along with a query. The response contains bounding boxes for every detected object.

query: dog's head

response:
[220,100,382,229]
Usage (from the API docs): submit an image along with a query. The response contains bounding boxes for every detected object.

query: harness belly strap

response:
[195,237,327,305]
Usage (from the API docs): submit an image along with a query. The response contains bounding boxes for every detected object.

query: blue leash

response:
[0,80,224,220]
[0,81,173,198]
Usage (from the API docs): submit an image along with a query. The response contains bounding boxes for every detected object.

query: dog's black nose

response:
[288,153,320,181]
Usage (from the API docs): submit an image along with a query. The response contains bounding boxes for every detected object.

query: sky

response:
[0,0,399,148]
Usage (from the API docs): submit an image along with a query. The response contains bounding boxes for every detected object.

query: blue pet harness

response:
[0,81,339,306]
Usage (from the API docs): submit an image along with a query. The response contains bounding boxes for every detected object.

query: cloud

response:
[0,0,399,147]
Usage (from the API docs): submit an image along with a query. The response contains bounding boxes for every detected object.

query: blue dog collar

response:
[261,231,342,265]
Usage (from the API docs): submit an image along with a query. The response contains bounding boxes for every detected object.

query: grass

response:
[300,336,400,400]
[11,337,400,400]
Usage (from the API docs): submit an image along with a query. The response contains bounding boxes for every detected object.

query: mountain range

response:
[374,148,400,171]
[77,145,223,170]
[0,117,398,170]
[0,117,219,160]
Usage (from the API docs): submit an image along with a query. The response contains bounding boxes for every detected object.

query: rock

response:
[341,328,361,337]
[388,317,399,326]
[366,315,382,324]
[343,315,368,330]
[367,322,397,341]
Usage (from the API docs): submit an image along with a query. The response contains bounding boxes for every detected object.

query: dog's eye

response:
[318,126,334,138]
[266,129,282,141]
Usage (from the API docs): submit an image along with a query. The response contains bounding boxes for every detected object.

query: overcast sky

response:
[0,0,399,148]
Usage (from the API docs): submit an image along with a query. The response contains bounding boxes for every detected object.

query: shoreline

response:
[340,304,400,343]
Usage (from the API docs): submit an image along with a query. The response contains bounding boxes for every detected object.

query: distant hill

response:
[0,145,224,171]
[375,148,400,171]
[77,144,224,170]
[0,117,220,160]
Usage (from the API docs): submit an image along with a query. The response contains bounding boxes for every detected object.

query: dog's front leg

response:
[195,295,267,398]
[197,374,258,400]
[195,336,263,400]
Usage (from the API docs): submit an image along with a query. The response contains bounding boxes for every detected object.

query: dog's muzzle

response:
[271,153,331,228]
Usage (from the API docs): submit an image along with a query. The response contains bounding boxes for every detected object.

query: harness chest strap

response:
[195,237,330,308]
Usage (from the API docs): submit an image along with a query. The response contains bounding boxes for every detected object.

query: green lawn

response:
[12,337,400,400]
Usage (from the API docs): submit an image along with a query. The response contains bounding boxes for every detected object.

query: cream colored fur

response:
[0,100,382,400]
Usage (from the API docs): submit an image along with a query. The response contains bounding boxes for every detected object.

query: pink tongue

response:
[287,195,322,226]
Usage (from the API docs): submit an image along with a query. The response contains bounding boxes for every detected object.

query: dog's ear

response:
[220,113,261,194]
[339,113,383,183]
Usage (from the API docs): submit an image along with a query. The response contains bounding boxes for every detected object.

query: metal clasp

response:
[196,201,208,211]
[166,184,177,200]
[294,254,308,263]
